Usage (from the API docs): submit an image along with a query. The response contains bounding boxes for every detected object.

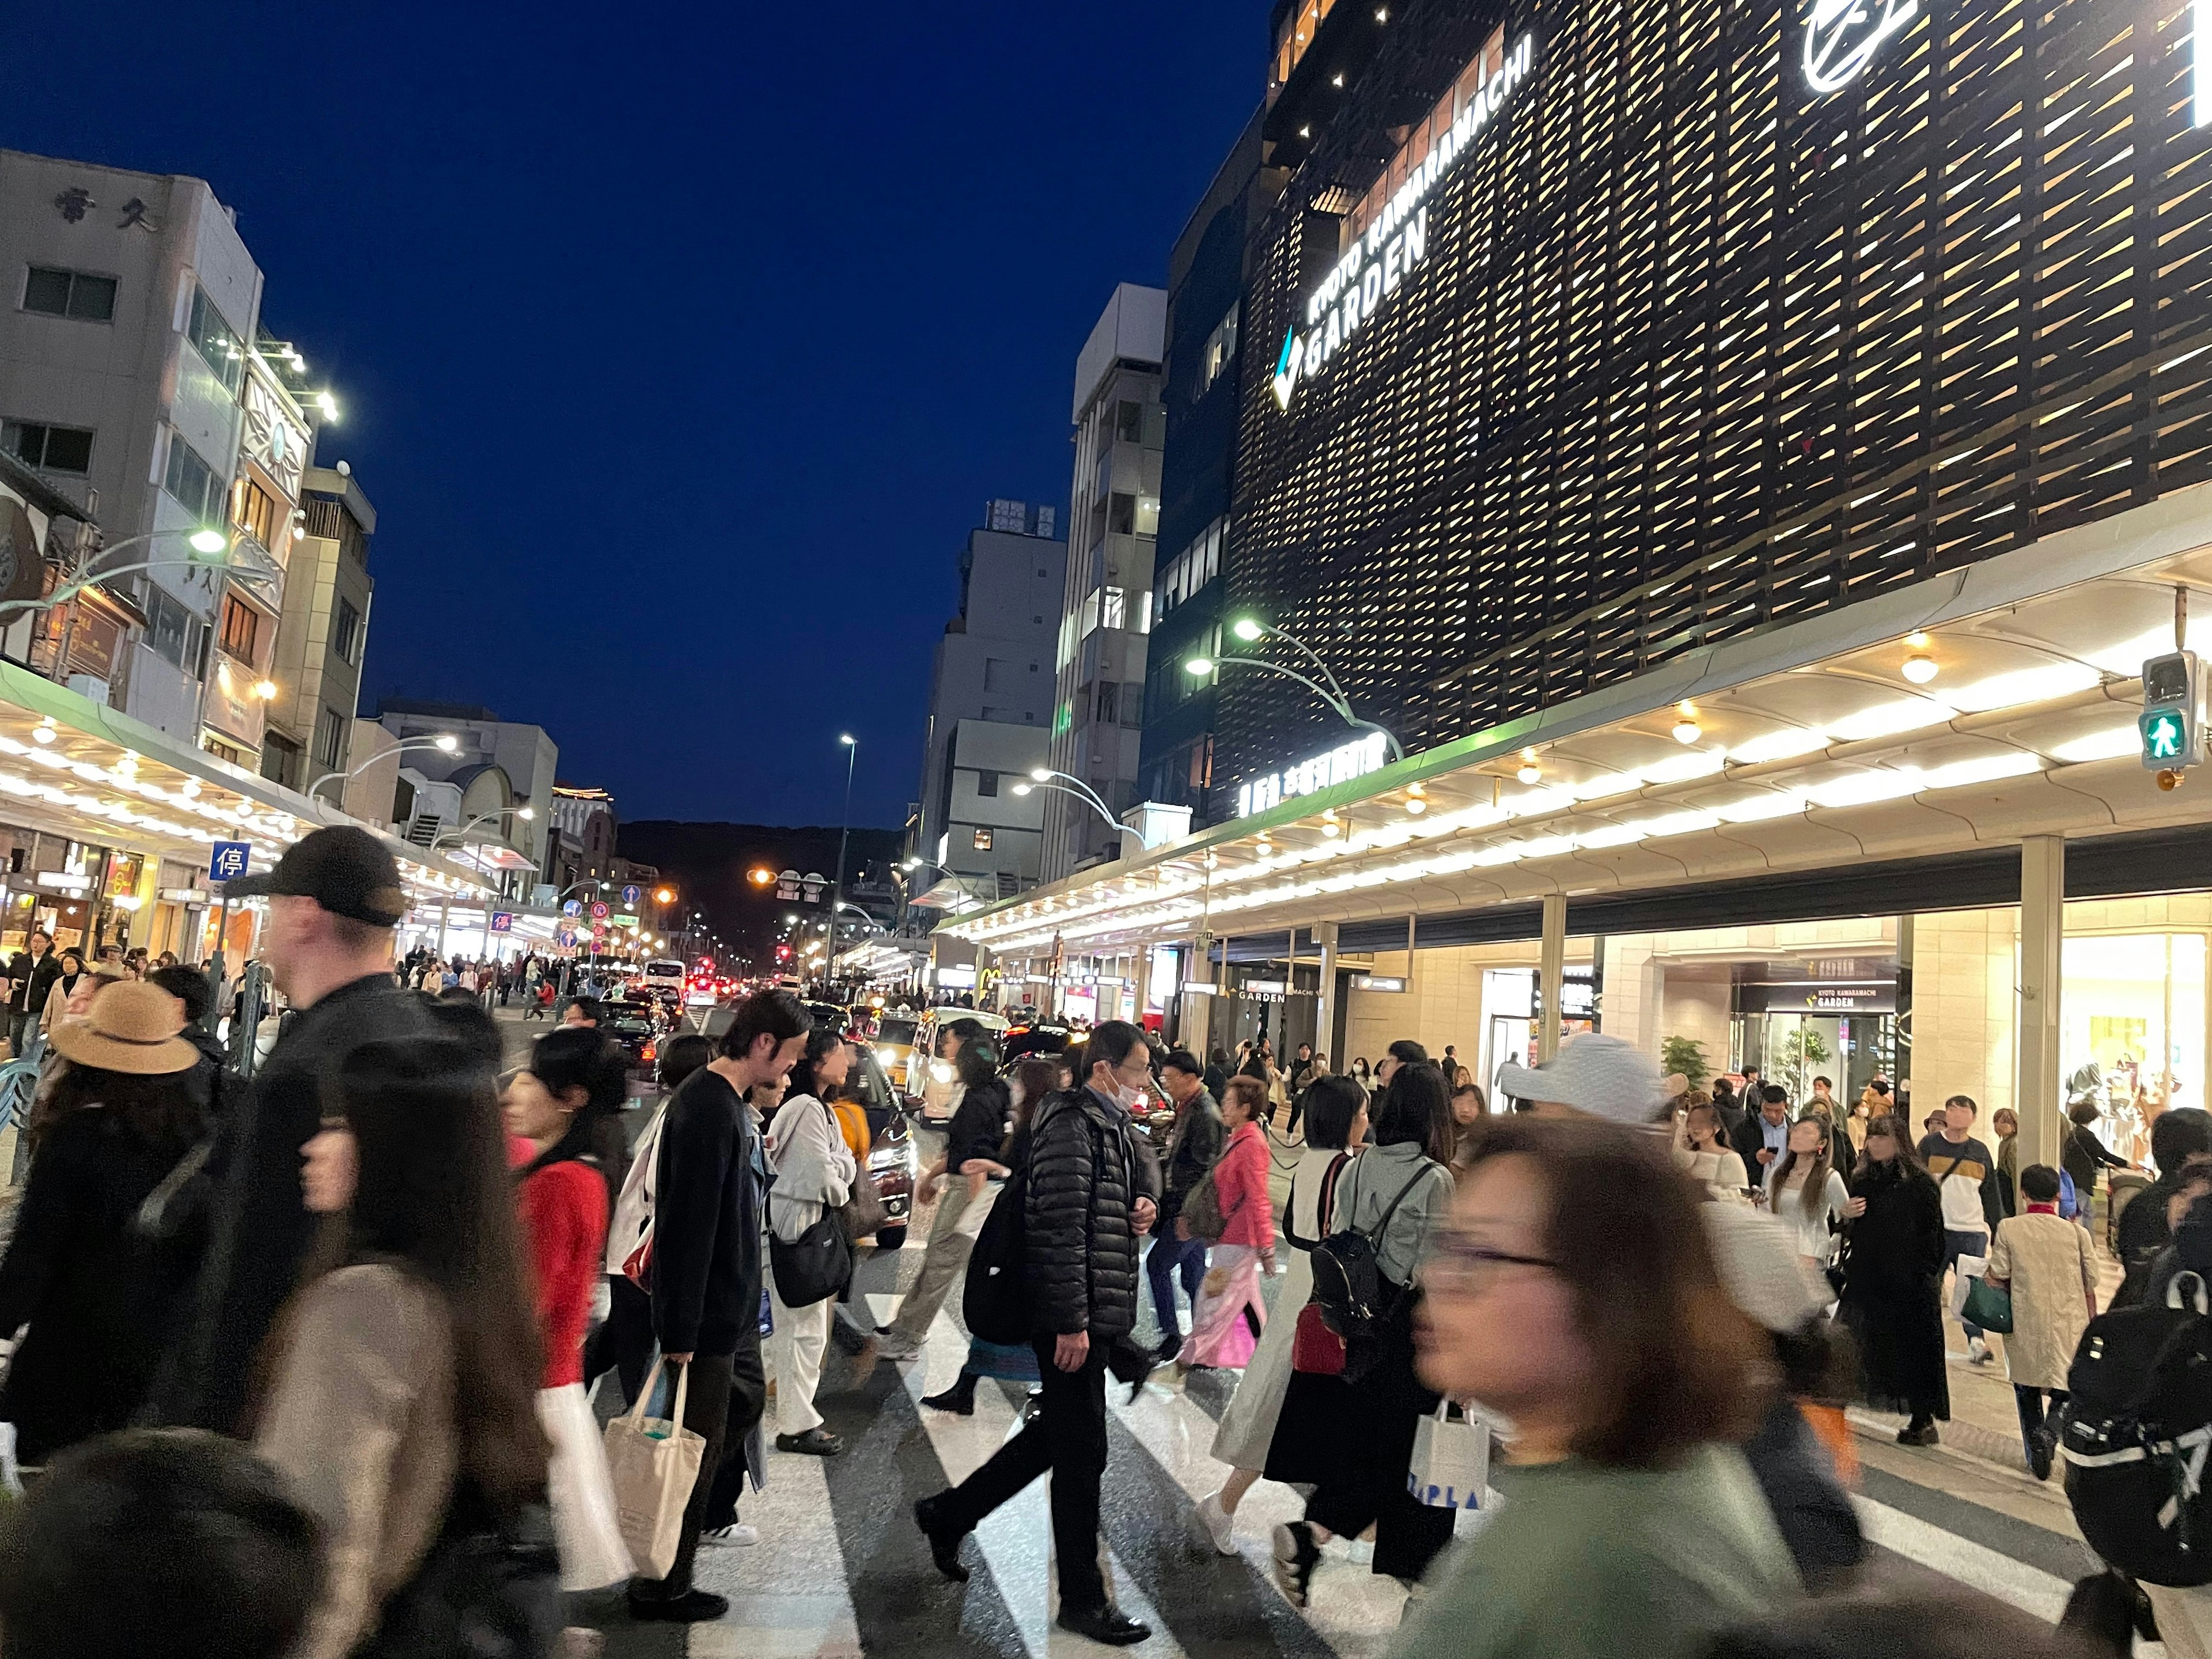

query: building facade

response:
[946,0,2212,1171]
[262,463,374,793]
[1141,113,1266,825]
[912,501,1065,900]
[1042,285,1167,880]
[0,151,323,759]
[550,783,619,885]
[376,699,558,885]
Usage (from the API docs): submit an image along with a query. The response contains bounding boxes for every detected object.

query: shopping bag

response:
[539,1382,634,1591]
[601,1358,705,1581]
[1407,1402,1490,1512]
[1963,1277,2015,1334]
[1949,1255,1989,1319]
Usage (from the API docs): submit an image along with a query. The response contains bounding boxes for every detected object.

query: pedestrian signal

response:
[2141,651,2204,773]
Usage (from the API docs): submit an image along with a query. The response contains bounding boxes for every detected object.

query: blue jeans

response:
[1944,1228,1990,1340]
[1146,1232,1207,1345]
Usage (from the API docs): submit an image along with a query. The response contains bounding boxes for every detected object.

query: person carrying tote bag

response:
[764,1031,857,1457]
[603,1358,708,1582]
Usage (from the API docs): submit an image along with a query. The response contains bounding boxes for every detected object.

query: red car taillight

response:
[643,1041,657,1062]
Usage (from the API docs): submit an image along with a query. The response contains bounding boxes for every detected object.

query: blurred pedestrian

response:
[0,1429,323,1659]
[0,982,210,1461]
[1177,1073,1274,1374]
[1917,1094,2005,1363]
[1839,1113,1949,1445]
[1397,1115,1793,1659]
[1675,1097,1750,1195]
[1984,1162,2097,1479]
[255,1036,549,1659]
[153,827,450,1434]
[1147,1048,1222,1363]
[34,948,81,1037]
[2115,1107,2212,1305]
[1448,1080,1487,1167]
[766,1027,857,1456]
[2064,1100,2137,1233]
[1766,1114,1849,1274]
[5,929,58,1058]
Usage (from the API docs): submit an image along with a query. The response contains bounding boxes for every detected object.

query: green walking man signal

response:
[2141,649,2205,777]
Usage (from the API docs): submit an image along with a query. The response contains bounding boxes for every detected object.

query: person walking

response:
[765,1027,857,1457]
[33,948,81,1040]
[255,1037,548,1659]
[1394,1116,1796,1659]
[1983,1162,2097,1479]
[1674,1097,1750,1194]
[4,929,59,1059]
[912,1020,1161,1646]
[0,983,209,1461]
[1766,1113,1850,1273]
[865,1035,1007,1365]
[1916,1094,2006,1363]
[1148,1048,1222,1362]
[1806,1075,1855,1180]
[2115,1107,2212,1304]
[153,827,451,1435]
[1992,1107,2021,1218]
[1271,1062,1458,1606]
[1198,1074,1368,1554]
[632,989,811,1623]
[2064,1099,2138,1233]
[1177,1073,1275,1374]
[1447,1080,1487,1167]
[1839,1113,1950,1445]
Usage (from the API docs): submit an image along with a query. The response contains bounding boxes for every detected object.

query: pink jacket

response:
[1214,1121,1275,1248]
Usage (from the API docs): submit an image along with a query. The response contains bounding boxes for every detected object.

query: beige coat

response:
[1987,1211,2097,1392]
[257,1263,458,1659]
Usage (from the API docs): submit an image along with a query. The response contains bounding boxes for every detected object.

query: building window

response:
[1197,302,1240,397]
[233,476,276,548]
[186,287,245,397]
[976,770,999,797]
[1101,586,1128,632]
[331,596,363,665]
[260,730,302,789]
[1096,681,1118,724]
[1115,400,1145,443]
[972,827,994,852]
[161,432,224,524]
[312,705,346,771]
[21,267,115,323]
[1135,495,1160,538]
[1109,493,1137,535]
[1121,683,1143,728]
[139,585,206,675]
[218,595,262,664]
[1,421,93,475]
[1155,516,1225,623]
[201,736,244,766]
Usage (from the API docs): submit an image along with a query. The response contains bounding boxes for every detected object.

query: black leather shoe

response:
[628,1589,730,1623]
[1057,1603,1151,1645]
[914,1494,970,1583]
[921,1380,977,1415]
[777,1427,844,1456]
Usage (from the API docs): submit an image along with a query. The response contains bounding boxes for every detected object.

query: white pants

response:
[770,1283,833,1436]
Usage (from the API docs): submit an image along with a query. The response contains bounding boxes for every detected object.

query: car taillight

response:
[643,1041,657,1062]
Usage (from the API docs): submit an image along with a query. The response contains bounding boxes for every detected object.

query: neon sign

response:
[1802,0,1918,93]
[1271,33,1536,412]
[1237,731,1389,818]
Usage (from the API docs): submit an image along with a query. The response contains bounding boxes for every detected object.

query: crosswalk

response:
[577,1259,2122,1659]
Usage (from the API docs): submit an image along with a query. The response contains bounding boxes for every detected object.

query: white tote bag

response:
[1408,1401,1491,1513]
[602,1358,706,1581]
[539,1382,634,1591]
[1948,1254,1989,1319]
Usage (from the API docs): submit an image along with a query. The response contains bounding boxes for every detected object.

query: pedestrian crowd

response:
[0,842,2176,1659]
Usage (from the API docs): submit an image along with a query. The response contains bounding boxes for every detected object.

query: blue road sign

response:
[556,929,578,949]
[210,842,251,882]
[490,912,514,934]
[621,884,642,907]
[562,899,582,917]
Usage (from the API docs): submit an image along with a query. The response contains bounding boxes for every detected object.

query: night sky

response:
[6,2,1259,831]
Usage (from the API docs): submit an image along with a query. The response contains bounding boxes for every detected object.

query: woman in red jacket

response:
[504,1025,633,1590]
[1179,1073,1278,1372]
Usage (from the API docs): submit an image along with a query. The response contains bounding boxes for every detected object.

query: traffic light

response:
[2141,650,2205,781]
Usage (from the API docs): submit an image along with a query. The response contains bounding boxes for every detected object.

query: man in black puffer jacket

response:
[915,1020,1161,1646]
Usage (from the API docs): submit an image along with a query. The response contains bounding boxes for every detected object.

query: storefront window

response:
[2061,933,2209,1160]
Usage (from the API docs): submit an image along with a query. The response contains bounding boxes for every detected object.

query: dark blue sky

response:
[7,2,1259,830]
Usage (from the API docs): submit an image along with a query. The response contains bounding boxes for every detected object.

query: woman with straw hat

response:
[0,980,209,1461]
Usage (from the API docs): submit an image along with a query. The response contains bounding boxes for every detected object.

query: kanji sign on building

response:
[210,843,251,882]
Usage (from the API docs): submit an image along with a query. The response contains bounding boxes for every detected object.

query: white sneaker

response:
[1196,1491,1236,1556]
[1967,1338,1994,1365]
[701,1523,759,1547]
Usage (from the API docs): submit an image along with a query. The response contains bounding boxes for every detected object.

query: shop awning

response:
[947,477,2212,961]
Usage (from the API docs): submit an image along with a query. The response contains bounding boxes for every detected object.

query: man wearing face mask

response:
[914,1020,1162,1646]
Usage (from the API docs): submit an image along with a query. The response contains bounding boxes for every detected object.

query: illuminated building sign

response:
[1802,0,1916,93]
[1237,731,1389,818]
[1272,33,1535,412]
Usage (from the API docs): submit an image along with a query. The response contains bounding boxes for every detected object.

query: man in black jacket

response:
[915,1020,1161,1646]
[1147,1050,1220,1362]
[5,931,58,1058]
[151,828,449,1434]
[632,988,810,1624]
[2115,1107,2212,1304]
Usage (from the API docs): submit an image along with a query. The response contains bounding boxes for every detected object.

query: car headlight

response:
[877,1046,899,1066]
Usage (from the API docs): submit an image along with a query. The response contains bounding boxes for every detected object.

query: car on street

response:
[871,1013,920,1094]
[597,999,662,1072]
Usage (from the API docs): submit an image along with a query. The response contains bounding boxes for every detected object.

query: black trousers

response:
[630,1352,734,1602]
[936,1336,1112,1611]
[703,1328,768,1529]
[583,1276,657,1410]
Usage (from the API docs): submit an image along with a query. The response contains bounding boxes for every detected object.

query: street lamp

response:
[1012,778,1159,850]
[428,803,534,852]
[1185,617,1404,762]
[830,734,858,984]
[0,526,278,626]
[304,733,460,804]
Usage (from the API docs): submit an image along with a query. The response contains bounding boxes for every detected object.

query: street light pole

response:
[1012,779,1158,851]
[305,734,461,806]
[830,734,857,984]
[1184,652,1404,762]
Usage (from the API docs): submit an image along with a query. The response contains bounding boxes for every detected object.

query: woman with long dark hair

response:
[1837,1113,1949,1446]
[0,983,209,1461]
[1767,1112,1850,1272]
[1271,1060,1457,1605]
[764,1027,856,1456]
[504,1025,634,1589]
[255,1036,546,1659]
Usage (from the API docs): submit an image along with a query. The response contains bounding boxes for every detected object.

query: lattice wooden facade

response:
[1222,0,2212,795]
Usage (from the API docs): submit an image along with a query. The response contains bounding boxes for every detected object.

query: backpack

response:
[1308,1157,1440,1380]
[2063,1270,2212,1585]
[962,1163,1030,1345]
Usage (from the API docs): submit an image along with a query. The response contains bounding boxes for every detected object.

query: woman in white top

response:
[1767,1113,1850,1269]
[766,1029,856,1456]
[1673,1099,1750,1195]
[1196,1075,1369,1555]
